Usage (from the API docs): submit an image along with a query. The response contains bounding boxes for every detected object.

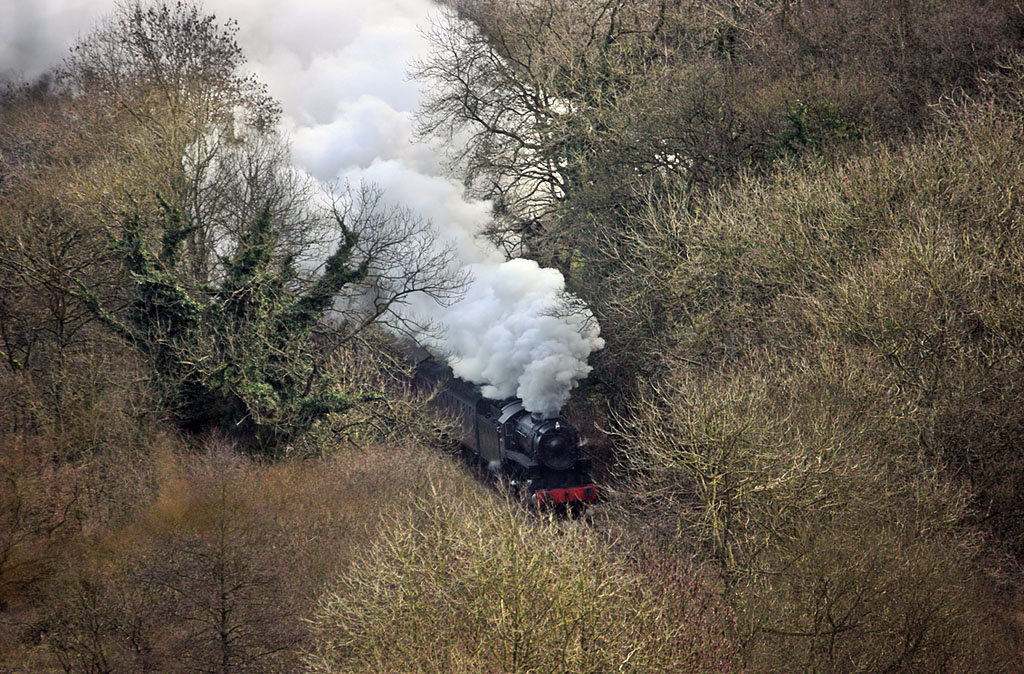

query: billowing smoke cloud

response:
[419,259,602,416]
[1,2,106,83]
[2,0,604,415]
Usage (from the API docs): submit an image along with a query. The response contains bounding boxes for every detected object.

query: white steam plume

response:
[2,0,604,415]
[418,259,602,416]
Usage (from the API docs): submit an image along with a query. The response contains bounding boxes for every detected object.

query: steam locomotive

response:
[413,353,598,508]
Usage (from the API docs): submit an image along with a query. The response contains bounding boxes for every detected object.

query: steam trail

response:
[420,259,603,417]
[2,0,604,414]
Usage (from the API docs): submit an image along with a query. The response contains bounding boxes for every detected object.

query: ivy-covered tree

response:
[85,200,369,454]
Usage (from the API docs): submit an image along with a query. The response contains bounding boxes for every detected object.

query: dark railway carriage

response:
[415,354,598,507]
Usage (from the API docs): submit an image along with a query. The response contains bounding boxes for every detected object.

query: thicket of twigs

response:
[4,0,1024,670]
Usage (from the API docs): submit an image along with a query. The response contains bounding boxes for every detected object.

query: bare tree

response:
[415,0,765,263]
[47,448,305,673]
[58,0,282,282]
[329,184,469,342]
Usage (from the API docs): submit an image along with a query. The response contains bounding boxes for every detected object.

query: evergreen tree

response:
[85,200,369,454]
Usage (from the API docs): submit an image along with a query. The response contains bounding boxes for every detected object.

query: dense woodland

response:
[3,0,1024,670]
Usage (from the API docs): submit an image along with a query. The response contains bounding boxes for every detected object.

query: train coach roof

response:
[412,352,515,409]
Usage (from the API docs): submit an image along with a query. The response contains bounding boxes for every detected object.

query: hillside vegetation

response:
[3,0,1024,671]
[609,89,1024,668]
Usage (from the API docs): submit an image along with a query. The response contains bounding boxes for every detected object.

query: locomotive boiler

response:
[414,353,598,508]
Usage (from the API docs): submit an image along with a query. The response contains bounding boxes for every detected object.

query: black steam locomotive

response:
[414,353,598,508]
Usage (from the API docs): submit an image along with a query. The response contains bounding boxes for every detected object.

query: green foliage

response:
[771,100,863,158]
[87,201,368,454]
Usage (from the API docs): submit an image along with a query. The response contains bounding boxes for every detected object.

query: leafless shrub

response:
[605,77,1024,670]
[306,495,738,673]
[37,434,486,671]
